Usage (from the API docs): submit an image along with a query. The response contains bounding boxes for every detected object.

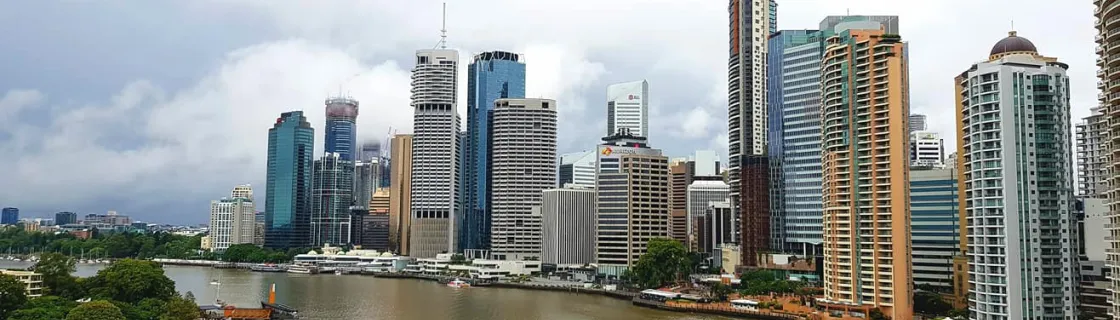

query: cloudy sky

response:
[0,0,1095,224]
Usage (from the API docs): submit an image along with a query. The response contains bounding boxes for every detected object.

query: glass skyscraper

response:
[1,208,18,225]
[264,111,315,249]
[767,29,824,255]
[463,51,526,252]
[324,97,359,162]
[311,152,355,247]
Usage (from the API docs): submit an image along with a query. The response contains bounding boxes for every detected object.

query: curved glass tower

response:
[324,97,359,162]
[264,111,315,249]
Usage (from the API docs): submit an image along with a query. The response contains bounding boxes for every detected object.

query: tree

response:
[914,291,953,316]
[8,295,77,320]
[0,274,29,319]
[450,254,467,265]
[868,308,889,320]
[33,252,84,299]
[629,238,691,289]
[66,300,125,320]
[709,283,732,301]
[84,259,176,304]
[161,294,201,320]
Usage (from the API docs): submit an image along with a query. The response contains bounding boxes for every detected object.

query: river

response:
[0,261,731,320]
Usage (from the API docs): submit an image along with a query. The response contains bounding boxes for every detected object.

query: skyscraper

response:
[311,152,355,247]
[324,97,359,162]
[264,111,314,249]
[767,29,824,255]
[818,25,912,318]
[1,208,17,225]
[409,49,460,258]
[1098,2,1120,316]
[463,51,526,253]
[908,168,960,294]
[354,161,375,210]
[728,0,775,268]
[687,181,730,251]
[54,212,77,226]
[558,151,596,187]
[389,134,413,255]
[595,130,669,275]
[1077,108,1108,197]
[489,98,557,261]
[957,31,1077,319]
[908,113,927,133]
[606,80,649,138]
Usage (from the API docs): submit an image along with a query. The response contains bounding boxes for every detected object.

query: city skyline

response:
[0,1,1095,224]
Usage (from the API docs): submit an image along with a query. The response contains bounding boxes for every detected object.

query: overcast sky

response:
[0,0,1095,224]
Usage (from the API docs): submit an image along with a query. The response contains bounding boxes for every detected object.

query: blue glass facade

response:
[463,51,525,252]
[55,211,77,225]
[908,168,960,291]
[324,98,359,162]
[767,30,823,254]
[264,111,315,249]
[1,208,18,225]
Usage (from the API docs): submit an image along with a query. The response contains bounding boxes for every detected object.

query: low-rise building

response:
[448,259,542,280]
[0,270,42,298]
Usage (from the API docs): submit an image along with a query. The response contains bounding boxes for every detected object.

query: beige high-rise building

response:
[370,188,390,215]
[818,27,912,319]
[594,130,670,276]
[389,134,413,255]
[1097,1,1120,317]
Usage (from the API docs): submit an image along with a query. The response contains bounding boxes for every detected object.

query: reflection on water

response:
[0,262,730,320]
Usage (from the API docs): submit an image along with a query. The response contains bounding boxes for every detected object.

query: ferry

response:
[251,264,287,272]
[287,264,319,274]
[447,278,470,288]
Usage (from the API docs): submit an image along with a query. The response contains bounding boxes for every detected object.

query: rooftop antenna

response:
[435,2,448,49]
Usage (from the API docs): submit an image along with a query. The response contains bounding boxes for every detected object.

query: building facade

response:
[54,212,77,226]
[540,186,596,265]
[595,131,669,275]
[1081,198,1110,320]
[559,150,597,187]
[389,134,413,255]
[464,51,526,253]
[908,168,960,292]
[910,131,945,168]
[409,49,461,258]
[264,111,314,249]
[606,80,649,138]
[1,208,17,225]
[686,181,730,251]
[909,113,927,133]
[324,97,359,162]
[819,26,912,318]
[767,29,825,255]
[1077,107,1108,197]
[670,160,694,245]
[311,152,355,247]
[1096,2,1120,317]
[489,98,558,261]
[956,32,1077,319]
[208,189,256,252]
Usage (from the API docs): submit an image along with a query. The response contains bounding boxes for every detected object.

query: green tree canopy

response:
[629,238,691,289]
[66,300,125,320]
[33,252,84,299]
[8,295,77,320]
[914,291,953,316]
[0,274,29,319]
[84,259,176,304]
[221,244,293,263]
[160,294,201,320]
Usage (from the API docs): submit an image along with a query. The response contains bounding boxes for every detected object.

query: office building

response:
[463,51,526,253]
[1080,198,1109,320]
[908,168,960,293]
[541,186,596,265]
[311,152,355,247]
[1077,108,1108,197]
[370,188,390,214]
[324,97,359,162]
[352,206,390,251]
[208,186,257,252]
[359,141,392,189]
[264,111,314,249]
[253,212,264,246]
[728,0,777,268]
[354,161,375,210]
[687,181,730,252]
[957,32,1077,319]
[489,98,557,260]
[767,29,824,255]
[818,24,912,318]
[82,211,132,228]
[910,131,945,168]
[670,160,693,245]
[695,201,734,258]
[559,150,597,187]
[389,134,413,255]
[606,80,650,138]
[909,113,927,133]
[1,208,17,225]
[595,130,669,275]
[54,212,77,226]
[409,49,461,258]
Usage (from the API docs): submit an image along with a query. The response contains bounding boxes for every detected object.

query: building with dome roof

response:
[955,31,1077,320]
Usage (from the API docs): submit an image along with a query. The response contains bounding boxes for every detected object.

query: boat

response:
[287,264,319,274]
[209,279,221,285]
[447,278,470,288]
[334,269,343,275]
[251,264,287,272]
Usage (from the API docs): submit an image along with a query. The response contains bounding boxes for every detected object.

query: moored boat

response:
[447,278,470,288]
[251,264,287,272]
[287,264,319,274]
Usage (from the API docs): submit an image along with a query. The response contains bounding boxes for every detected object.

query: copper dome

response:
[989,31,1038,56]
